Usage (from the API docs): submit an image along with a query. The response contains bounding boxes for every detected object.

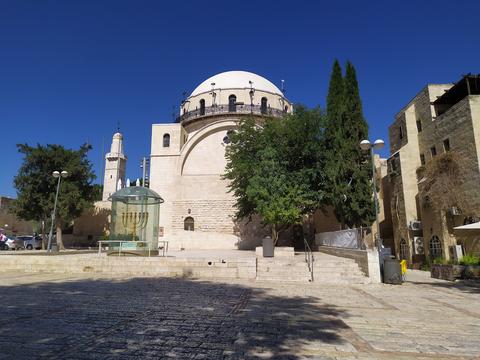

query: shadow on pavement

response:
[410,279,480,295]
[0,276,352,359]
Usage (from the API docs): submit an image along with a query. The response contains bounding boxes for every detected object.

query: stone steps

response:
[255,252,368,284]
[0,250,370,284]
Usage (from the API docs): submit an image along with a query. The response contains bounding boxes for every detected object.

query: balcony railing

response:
[176,104,286,123]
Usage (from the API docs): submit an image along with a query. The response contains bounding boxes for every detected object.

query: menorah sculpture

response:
[121,211,149,240]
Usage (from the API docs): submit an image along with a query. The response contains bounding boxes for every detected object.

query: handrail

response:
[304,238,314,282]
[176,104,286,123]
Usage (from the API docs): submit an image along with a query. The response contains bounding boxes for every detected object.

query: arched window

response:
[184,217,194,231]
[261,97,268,114]
[429,235,442,259]
[228,95,237,112]
[399,238,408,260]
[284,105,289,112]
[199,99,205,116]
[163,133,170,147]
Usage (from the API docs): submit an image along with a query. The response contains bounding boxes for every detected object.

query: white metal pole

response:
[370,147,381,248]
[47,176,62,252]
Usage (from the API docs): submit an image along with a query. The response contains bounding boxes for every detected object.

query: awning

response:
[454,222,480,230]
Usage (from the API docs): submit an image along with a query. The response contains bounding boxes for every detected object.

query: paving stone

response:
[0,270,479,359]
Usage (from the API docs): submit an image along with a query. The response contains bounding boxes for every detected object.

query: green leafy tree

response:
[224,108,325,245]
[324,60,374,228]
[13,144,97,249]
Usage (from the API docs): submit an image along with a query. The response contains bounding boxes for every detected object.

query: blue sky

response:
[1,0,479,197]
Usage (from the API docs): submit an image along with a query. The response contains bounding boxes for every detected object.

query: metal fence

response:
[177,104,286,123]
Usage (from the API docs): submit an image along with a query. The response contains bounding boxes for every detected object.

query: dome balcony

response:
[176,103,287,123]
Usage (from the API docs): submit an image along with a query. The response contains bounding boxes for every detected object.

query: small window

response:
[184,217,194,231]
[416,120,422,132]
[420,154,425,166]
[400,238,408,260]
[429,235,442,259]
[443,138,450,152]
[199,99,205,116]
[399,126,404,140]
[261,97,268,114]
[430,146,437,157]
[163,133,170,147]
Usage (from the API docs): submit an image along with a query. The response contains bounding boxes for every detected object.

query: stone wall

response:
[417,96,480,259]
[172,199,236,233]
[0,197,33,235]
[388,80,480,263]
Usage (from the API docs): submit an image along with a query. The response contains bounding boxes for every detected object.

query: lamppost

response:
[47,170,68,252]
[360,139,384,249]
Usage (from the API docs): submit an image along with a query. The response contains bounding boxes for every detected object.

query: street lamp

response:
[360,139,384,248]
[47,170,68,252]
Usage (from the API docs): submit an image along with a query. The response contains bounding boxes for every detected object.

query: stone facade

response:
[388,76,480,263]
[149,71,293,250]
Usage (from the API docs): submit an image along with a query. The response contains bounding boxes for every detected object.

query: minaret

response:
[102,132,127,201]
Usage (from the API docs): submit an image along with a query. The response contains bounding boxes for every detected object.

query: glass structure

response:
[109,186,164,256]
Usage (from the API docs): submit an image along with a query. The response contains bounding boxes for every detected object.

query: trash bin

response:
[262,236,274,257]
[383,258,402,285]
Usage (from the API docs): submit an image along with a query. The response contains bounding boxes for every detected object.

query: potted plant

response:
[430,257,464,281]
[459,254,480,279]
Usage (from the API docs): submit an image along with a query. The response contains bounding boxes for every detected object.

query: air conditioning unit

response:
[409,220,423,231]
[413,237,424,255]
[449,245,464,262]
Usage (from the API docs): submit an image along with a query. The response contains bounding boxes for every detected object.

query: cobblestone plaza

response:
[0,270,479,359]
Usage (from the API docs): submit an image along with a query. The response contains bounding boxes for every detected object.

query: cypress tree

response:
[342,61,375,228]
[323,60,375,228]
[324,60,348,227]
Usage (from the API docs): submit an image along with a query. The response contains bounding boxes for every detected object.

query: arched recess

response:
[184,217,194,231]
[163,133,170,147]
[177,119,238,175]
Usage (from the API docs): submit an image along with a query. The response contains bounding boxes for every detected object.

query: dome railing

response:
[176,104,286,123]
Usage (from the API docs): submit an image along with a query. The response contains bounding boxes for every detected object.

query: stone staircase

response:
[256,252,369,284]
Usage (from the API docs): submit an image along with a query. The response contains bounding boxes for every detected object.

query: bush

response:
[433,257,447,265]
[420,262,431,271]
[459,254,480,266]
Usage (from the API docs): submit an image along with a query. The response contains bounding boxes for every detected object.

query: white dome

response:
[190,71,283,97]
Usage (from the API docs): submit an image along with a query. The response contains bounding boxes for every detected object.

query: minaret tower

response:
[102,132,127,201]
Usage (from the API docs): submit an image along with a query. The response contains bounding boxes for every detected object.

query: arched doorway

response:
[228,95,237,112]
[261,97,268,114]
[184,217,194,231]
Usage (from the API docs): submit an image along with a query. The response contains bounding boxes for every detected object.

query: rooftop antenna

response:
[281,79,285,95]
[117,121,121,133]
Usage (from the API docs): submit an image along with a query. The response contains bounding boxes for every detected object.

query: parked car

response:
[16,235,43,250]
[1,237,18,250]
